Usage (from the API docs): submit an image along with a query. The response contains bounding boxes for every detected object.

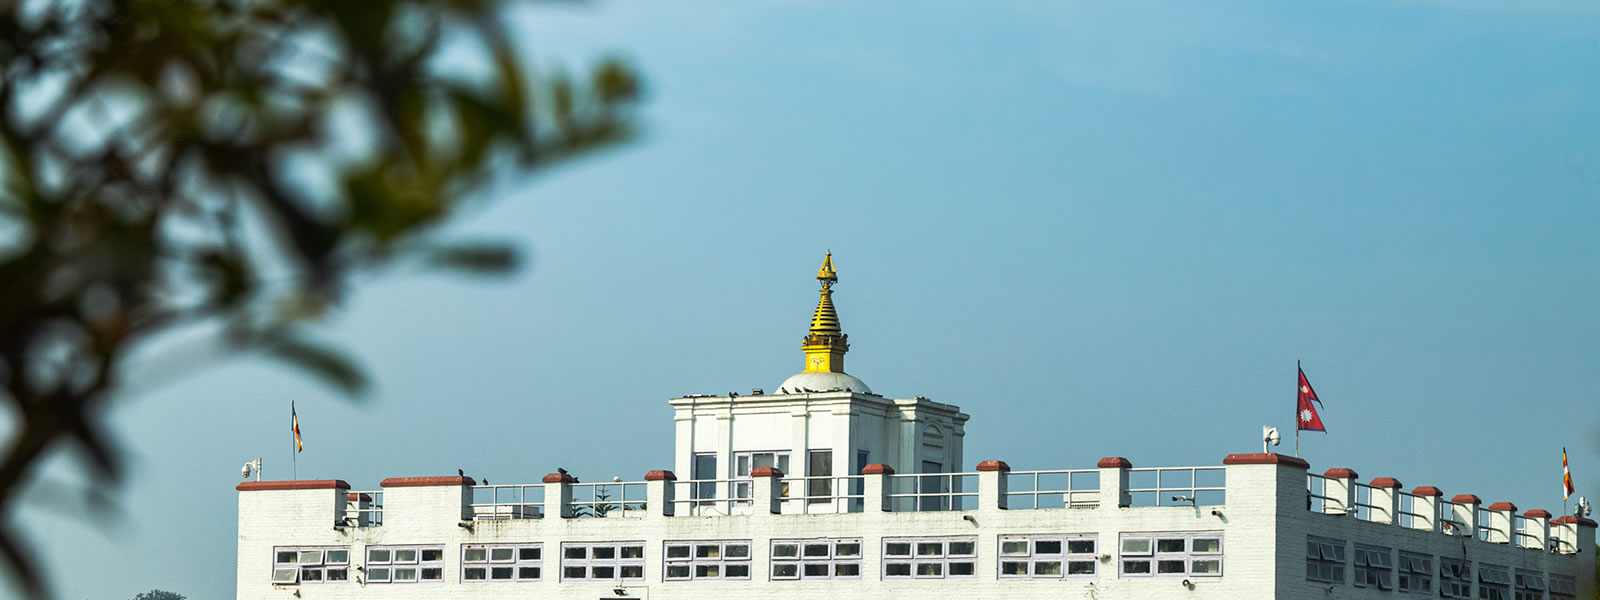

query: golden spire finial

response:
[802,252,848,372]
[817,251,837,289]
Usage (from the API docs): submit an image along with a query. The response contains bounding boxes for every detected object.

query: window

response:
[692,453,717,502]
[1479,564,1512,600]
[1439,558,1472,599]
[1121,533,1222,578]
[1515,569,1545,600]
[560,542,645,581]
[771,538,862,580]
[733,451,790,500]
[883,537,976,579]
[271,546,349,585]
[664,540,751,581]
[1548,574,1577,600]
[365,545,444,583]
[1305,537,1345,584]
[1353,544,1393,590]
[461,544,541,583]
[807,450,833,501]
[1397,551,1431,594]
[999,535,1097,579]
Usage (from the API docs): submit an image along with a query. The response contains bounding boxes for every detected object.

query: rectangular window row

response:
[999,535,1096,579]
[665,540,751,580]
[1479,564,1512,600]
[1121,533,1222,578]
[274,533,1239,585]
[1440,557,1472,599]
[462,544,542,582]
[883,537,977,579]
[1549,574,1577,599]
[1305,538,1551,600]
[562,542,647,581]
[271,547,350,585]
[1515,569,1547,600]
[772,538,862,579]
[365,545,445,583]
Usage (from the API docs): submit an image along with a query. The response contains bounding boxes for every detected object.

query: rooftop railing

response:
[1306,473,1335,513]
[571,481,647,518]
[1396,490,1428,530]
[1352,482,1381,522]
[470,484,545,520]
[886,472,978,512]
[1130,467,1225,507]
[1005,469,1100,510]
[346,490,382,527]
[1438,500,1466,535]
[671,478,744,517]
[778,475,866,514]
[286,455,1585,558]
[1475,507,1498,542]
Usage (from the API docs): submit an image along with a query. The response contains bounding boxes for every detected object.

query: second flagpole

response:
[1294,360,1301,457]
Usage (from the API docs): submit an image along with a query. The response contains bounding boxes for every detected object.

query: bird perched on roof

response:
[458,468,465,477]
[557,467,568,475]
[482,478,489,485]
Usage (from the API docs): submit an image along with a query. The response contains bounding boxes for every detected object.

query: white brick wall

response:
[237,456,1597,599]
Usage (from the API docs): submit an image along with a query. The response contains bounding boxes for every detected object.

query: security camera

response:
[241,463,252,479]
[1172,495,1195,505]
[1262,426,1280,453]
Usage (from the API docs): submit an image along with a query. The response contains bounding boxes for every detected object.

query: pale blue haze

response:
[13,2,1600,598]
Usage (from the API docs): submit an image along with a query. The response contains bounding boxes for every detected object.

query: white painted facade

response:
[236,259,1597,598]
[670,390,968,511]
[237,451,1596,599]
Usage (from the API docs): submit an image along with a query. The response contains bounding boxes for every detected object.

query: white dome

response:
[776,372,872,395]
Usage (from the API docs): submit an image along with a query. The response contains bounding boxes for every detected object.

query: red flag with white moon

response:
[1297,367,1326,432]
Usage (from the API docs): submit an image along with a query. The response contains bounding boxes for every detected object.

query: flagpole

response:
[1295,360,1301,457]
[292,401,298,481]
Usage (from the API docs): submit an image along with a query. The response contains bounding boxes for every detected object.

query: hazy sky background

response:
[11,1,1600,598]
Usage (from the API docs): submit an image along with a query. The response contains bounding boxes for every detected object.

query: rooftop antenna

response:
[1262,426,1281,454]
[241,458,263,482]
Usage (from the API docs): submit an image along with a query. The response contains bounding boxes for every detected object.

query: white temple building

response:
[237,254,1595,599]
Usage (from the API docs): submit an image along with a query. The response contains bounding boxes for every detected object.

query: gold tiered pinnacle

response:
[802,252,849,373]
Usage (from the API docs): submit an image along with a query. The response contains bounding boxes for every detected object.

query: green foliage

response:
[131,590,185,600]
[0,0,638,596]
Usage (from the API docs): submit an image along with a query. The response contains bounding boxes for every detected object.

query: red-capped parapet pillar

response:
[1483,502,1518,544]
[750,466,784,515]
[1550,514,1597,555]
[1449,494,1482,538]
[1408,486,1445,532]
[1321,468,1359,516]
[861,464,895,512]
[541,471,576,518]
[1097,457,1132,509]
[976,460,1010,512]
[644,470,677,518]
[1520,509,1552,551]
[1366,477,1403,524]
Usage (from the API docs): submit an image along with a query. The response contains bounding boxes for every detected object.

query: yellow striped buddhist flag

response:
[293,402,303,453]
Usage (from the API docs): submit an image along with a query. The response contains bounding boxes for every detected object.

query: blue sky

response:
[12,1,1600,598]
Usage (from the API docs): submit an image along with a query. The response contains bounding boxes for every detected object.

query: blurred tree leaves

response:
[0,0,638,595]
